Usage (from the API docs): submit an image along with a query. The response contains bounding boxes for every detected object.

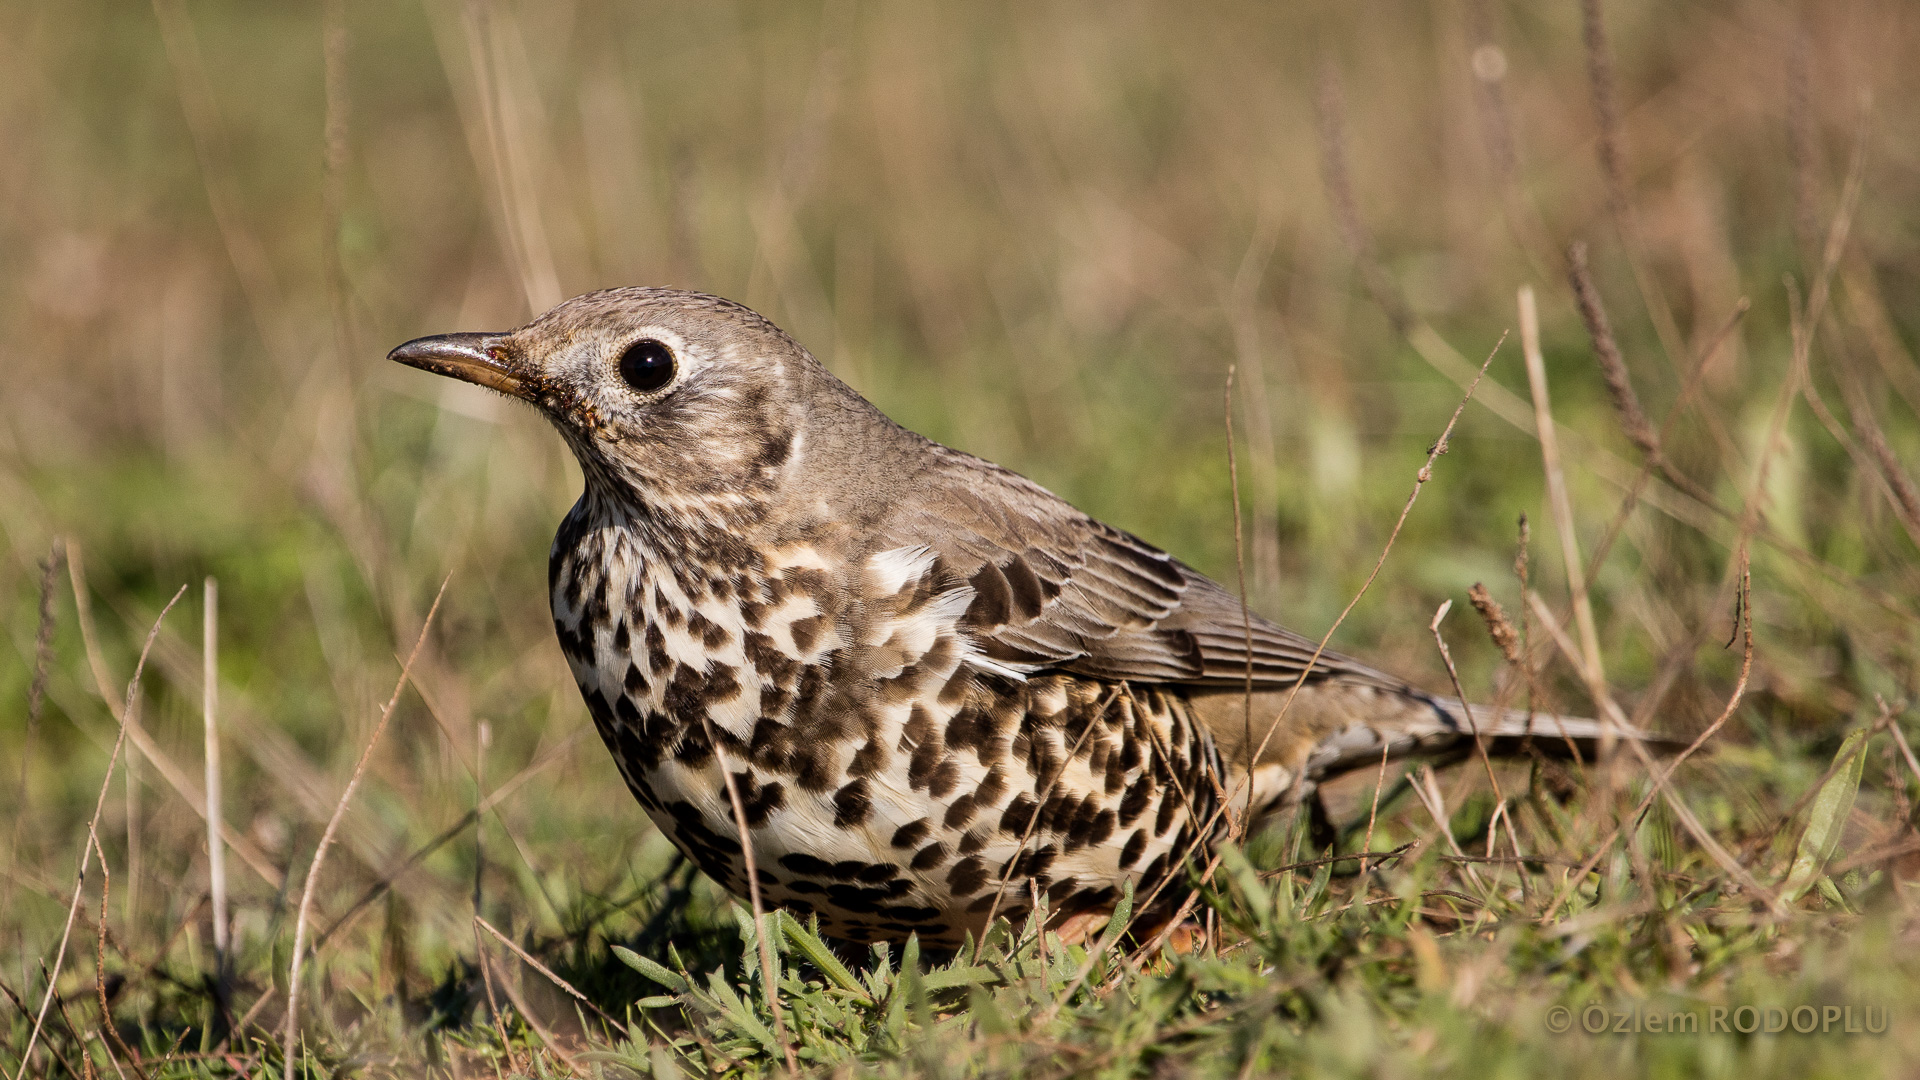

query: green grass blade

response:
[1781,726,1869,903]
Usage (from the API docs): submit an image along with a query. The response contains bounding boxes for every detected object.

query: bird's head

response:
[391,288,835,532]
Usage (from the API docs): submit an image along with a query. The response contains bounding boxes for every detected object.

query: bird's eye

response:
[617,339,676,394]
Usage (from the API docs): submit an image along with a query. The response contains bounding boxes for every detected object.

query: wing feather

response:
[870,448,1410,694]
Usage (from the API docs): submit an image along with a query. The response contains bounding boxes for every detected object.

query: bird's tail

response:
[1301,689,1678,785]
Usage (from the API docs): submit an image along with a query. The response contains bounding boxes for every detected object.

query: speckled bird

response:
[391,288,1636,948]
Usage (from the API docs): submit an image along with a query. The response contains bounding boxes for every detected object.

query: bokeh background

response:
[2,0,1917,1072]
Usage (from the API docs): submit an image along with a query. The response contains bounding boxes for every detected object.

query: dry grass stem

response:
[91,835,147,1080]
[202,577,227,962]
[1224,364,1257,833]
[692,708,801,1076]
[21,538,63,796]
[1427,600,1509,827]
[474,914,625,1034]
[1566,241,1658,461]
[1518,285,1609,751]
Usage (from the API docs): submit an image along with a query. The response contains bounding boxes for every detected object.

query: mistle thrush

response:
[392,288,1643,947]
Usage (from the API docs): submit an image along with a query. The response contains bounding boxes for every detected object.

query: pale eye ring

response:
[617,338,676,394]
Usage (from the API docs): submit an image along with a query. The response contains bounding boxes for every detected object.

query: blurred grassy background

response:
[2,0,1918,1074]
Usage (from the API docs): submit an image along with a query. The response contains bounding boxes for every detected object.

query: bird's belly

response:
[581,659,1223,947]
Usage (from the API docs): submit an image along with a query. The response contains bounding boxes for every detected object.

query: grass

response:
[3,0,1920,1075]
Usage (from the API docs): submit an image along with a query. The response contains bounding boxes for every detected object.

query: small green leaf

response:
[613,946,688,993]
[779,911,870,1000]
[1782,726,1869,903]
[920,964,996,991]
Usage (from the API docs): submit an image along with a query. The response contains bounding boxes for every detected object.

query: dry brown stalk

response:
[1578,0,1627,222]
[1357,740,1394,880]
[22,538,62,796]
[91,835,147,1080]
[1518,285,1609,751]
[1566,241,1658,461]
[1428,600,1510,839]
[1467,583,1522,665]
[473,915,625,1035]
[1224,364,1257,833]
[22,585,186,1072]
[282,578,449,1080]
[202,578,228,964]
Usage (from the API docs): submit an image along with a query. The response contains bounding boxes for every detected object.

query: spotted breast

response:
[550,493,1222,946]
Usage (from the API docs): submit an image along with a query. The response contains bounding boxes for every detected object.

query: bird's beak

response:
[388,332,528,399]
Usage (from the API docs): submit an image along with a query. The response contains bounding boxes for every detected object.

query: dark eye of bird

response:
[617,339,676,394]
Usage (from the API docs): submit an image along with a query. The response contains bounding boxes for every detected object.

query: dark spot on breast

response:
[582,688,616,729]
[788,614,826,655]
[1045,877,1079,903]
[1154,790,1179,837]
[1040,791,1077,833]
[793,741,837,793]
[974,765,1008,808]
[942,794,977,830]
[910,842,949,871]
[1008,844,1056,883]
[623,662,648,695]
[946,856,989,896]
[999,793,1037,835]
[927,759,962,799]
[908,741,941,789]
[1120,828,1148,869]
[944,705,990,753]
[832,778,873,828]
[1065,801,1108,851]
[957,826,990,855]
[615,725,658,773]
[1118,775,1154,826]
[779,853,831,876]
[1058,885,1116,917]
[890,818,931,849]
[879,905,941,923]
[644,624,671,674]
[687,609,731,649]
[847,739,886,778]
[825,884,888,913]
[1104,746,1127,794]
[739,775,786,826]
[901,705,935,748]
[699,663,741,705]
